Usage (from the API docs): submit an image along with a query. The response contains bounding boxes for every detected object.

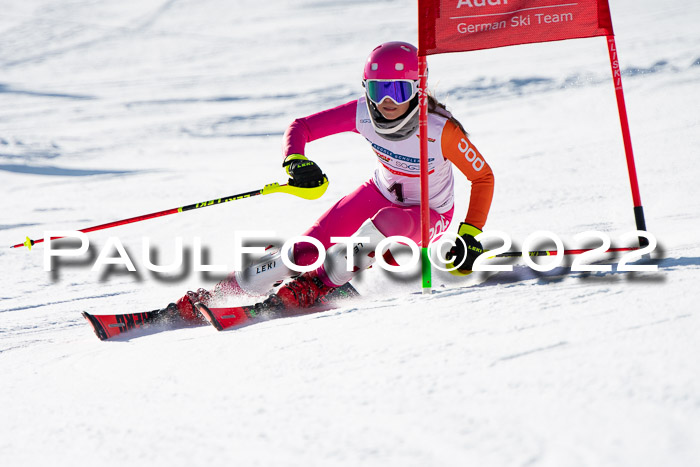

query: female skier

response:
[173,41,495,317]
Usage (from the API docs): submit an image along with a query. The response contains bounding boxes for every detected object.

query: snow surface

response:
[1,0,700,465]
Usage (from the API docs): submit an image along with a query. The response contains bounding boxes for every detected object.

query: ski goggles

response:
[363,79,419,105]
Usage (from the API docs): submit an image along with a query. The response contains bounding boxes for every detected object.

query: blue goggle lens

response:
[365,80,416,105]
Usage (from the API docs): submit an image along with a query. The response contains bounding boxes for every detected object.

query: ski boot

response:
[163,288,212,322]
[264,270,333,311]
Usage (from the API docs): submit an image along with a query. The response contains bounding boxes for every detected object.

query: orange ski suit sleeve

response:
[441,120,495,230]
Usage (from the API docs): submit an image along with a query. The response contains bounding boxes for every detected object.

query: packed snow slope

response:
[1,0,699,465]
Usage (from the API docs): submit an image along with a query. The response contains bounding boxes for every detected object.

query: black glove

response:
[283,154,326,188]
[446,223,484,273]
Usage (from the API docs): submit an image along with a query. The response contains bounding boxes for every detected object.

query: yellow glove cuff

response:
[457,223,482,238]
[283,154,308,175]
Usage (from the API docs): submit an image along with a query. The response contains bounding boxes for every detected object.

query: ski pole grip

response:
[262,177,329,200]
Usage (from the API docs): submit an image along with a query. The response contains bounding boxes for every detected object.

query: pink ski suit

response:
[287,97,495,266]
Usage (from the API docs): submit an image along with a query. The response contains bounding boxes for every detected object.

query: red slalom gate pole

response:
[607,35,648,246]
[418,55,431,294]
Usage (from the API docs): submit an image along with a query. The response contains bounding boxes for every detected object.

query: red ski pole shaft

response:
[11,188,264,250]
[494,246,638,258]
[11,179,328,250]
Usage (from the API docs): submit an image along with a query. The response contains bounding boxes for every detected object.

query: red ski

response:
[194,304,256,331]
[82,309,168,341]
[196,282,360,331]
[83,283,360,340]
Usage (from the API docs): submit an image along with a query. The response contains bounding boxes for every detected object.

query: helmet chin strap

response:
[365,96,420,140]
[372,105,419,135]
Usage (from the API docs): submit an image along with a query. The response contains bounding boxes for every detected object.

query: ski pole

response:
[11,178,329,250]
[494,246,638,258]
